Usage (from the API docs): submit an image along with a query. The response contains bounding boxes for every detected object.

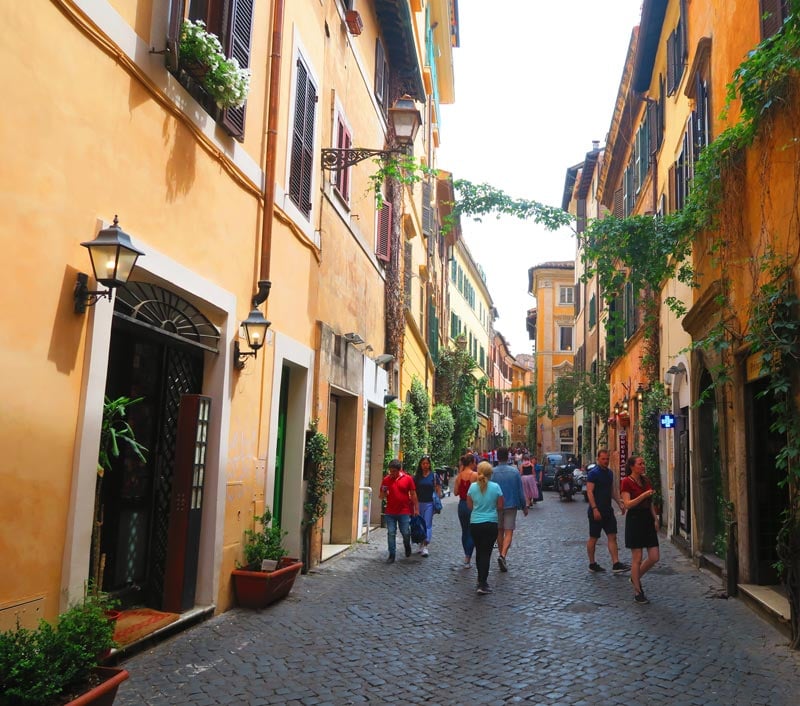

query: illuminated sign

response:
[660,413,676,429]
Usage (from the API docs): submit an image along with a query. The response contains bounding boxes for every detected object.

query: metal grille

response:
[115,281,220,353]
[148,347,203,608]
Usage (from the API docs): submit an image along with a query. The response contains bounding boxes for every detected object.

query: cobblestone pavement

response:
[117,492,800,705]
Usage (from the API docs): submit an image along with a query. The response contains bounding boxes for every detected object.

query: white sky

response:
[436,0,644,356]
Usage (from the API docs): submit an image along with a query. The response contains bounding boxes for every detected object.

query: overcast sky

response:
[436,0,644,356]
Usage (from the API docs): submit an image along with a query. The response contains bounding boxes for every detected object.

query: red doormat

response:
[113,608,180,647]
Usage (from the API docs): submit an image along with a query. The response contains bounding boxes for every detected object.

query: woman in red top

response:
[453,453,478,568]
[621,456,660,604]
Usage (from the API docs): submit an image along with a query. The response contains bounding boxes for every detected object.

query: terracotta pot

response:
[66,667,129,706]
[99,610,121,660]
[232,557,303,609]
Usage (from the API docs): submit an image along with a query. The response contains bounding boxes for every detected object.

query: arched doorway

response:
[98,282,219,610]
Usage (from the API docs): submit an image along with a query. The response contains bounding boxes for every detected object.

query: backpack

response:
[409,514,427,543]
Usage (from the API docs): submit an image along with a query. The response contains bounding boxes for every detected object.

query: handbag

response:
[432,491,443,514]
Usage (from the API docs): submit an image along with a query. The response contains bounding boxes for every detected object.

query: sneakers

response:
[461,561,472,570]
[416,544,424,554]
[385,554,395,564]
[476,584,493,595]
[630,576,644,592]
[634,592,650,605]
[497,555,508,572]
[421,546,429,557]
[612,562,630,573]
[403,538,412,558]
[588,562,606,573]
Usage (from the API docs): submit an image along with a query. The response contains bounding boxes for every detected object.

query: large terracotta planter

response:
[66,667,129,706]
[232,557,303,609]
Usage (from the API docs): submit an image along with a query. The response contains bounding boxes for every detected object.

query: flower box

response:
[232,557,303,609]
[345,10,364,36]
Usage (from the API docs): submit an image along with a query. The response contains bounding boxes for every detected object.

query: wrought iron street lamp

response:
[74,216,145,314]
[320,95,422,171]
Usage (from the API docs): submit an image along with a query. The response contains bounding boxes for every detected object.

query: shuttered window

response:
[332,117,352,201]
[376,201,392,262]
[174,1,253,140]
[613,188,624,218]
[693,74,710,161]
[666,5,687,96]
[289,57,317,218]
[760,0,788,38]
[422,181,433,235]
[404,242,413,309]
[375,39,390,114]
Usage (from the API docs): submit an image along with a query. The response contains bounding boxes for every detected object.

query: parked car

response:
[541,452,565,489]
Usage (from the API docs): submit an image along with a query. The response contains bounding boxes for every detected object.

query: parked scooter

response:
[555,463,576,501]
[573,466,588,500]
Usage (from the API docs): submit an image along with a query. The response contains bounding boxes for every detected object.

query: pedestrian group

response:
[379,446,660,602]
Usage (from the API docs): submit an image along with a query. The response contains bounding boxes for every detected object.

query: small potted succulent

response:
[231,507,302,609]
[179,19,250,109]
[0,589,128,705]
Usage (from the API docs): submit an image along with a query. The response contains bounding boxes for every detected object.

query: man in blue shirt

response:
[585,449,629,573]
[491,447,528,572]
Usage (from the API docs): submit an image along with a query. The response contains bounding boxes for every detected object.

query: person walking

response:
[413,455,441,557]
[585,449,629,574]
[379,459,418,564]
[467,461,504,594]
[621,456,660,604]
[491,447,528,573]
[519,453,538,508]
[534,457,544,502]
[453,452,479,568]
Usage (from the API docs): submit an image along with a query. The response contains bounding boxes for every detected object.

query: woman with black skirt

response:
[621,456,660,604]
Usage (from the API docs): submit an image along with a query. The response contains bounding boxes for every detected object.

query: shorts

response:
[588,509,617,538]
[497,508,517,531]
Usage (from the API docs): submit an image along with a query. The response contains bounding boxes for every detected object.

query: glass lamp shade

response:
[388,95,422,146]
[81,217,144,287]
[241,307,271,351]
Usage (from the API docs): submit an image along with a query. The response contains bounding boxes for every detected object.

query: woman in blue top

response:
[467,461,504,595]
[414,455,441,557]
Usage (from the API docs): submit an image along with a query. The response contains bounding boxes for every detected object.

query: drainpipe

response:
[254,0,285,308]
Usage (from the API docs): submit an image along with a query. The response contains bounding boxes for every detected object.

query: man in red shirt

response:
[379,459,419,563]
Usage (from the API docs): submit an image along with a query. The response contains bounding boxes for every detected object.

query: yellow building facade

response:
[0,0,456,629]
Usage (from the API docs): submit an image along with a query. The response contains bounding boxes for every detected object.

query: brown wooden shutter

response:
[220,0,253,140]
[289,59,317,216]
[648,99,659,159]
[760,0,786,38]
[668,165,676,213]
[613,188,624,218]
[166,0,186,72]
[376,201,392,261]
[576,198,586,233]
[666,31,677,94]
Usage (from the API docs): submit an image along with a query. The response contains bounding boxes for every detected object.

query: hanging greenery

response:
[435,343,483,464]
[383,400,400,471]
[408,377,430,457]
[399,403,422,470]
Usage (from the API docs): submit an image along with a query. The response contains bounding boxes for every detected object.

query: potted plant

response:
[178,19,250,109]
[231,507,302,609]
[0,590,128,705]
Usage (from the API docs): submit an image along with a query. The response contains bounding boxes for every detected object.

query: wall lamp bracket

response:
[320,146,406,171]
[74,272,113,313]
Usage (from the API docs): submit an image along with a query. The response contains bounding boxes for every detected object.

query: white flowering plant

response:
[179,19,250,110]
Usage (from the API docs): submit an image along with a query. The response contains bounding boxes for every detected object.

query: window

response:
[332,116,352,202]
[760,0,789,39]
[692,74,710,161]
[374,39,390,114]
[624,282,639,339]
[666,1,687,95]
[175,0,254,140]
[404,242,413,309]
[559,286,574,305]
[559,326,573,352]
[588,294,597,329]
[289,55,318,217]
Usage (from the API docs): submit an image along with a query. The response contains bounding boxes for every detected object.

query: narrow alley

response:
[116,494,800,705]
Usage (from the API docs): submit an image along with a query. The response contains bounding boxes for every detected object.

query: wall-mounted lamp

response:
[343,332,366,345]
[74,216,144,314]
[622,398,629,412]
[234,281,272,370]
[614,402,621,416]
[374,353,395,366]
[383,394,398,405]
[636,383,645,402]
[320,95,422,171]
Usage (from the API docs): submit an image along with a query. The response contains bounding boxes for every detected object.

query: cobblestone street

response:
[117,493,800,705]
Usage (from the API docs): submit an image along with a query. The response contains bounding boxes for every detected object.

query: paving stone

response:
[116,494,800,705]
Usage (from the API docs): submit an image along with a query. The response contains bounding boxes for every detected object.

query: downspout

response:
[253,0,286,309]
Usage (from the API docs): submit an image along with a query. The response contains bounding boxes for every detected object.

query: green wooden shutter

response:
[221,0,254,140]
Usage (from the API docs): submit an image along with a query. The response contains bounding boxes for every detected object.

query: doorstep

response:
[738,583,791,637]
[108,604,215,663]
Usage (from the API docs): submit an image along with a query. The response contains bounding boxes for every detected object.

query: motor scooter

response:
[581,463,596,502]
[555,464,576,501]
[573,466,588,500]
